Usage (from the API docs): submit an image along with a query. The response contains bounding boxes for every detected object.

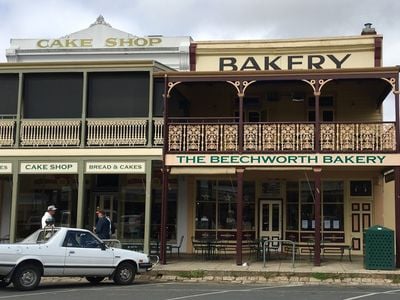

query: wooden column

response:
[314,83,321,152]
[395,77,400,267]
[160,75,169,265]
[313,167,322,266]
[238,94,244,153]
[160,167,169,264]
[236,169,244,265]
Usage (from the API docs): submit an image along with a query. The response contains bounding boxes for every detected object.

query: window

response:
[350,180,372,197]
[64,230,102,248]
[195,179,255,236]
[23,73,83,118]
[285,180,344,242]
[87,72,149,118]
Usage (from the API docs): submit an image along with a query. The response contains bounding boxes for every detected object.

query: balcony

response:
[20,119,81,147]
[0,119,15,147]
[18,118,164,148]
[167,120,396,153]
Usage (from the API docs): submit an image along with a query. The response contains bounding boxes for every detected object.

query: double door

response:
[259,200,282,248]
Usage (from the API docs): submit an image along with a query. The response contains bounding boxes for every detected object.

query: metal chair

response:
[167,235,184,256]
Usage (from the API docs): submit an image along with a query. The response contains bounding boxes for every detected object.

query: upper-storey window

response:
[0,74,18,119]
[308,96,335,122]
[87,72,149,118]
[23,73,83,118]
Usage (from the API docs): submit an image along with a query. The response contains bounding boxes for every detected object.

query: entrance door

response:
[94,194,118,224]
[259,200,282,248]
[350,202,372,253]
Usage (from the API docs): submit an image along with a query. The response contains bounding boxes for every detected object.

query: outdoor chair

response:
[167,235,184,256]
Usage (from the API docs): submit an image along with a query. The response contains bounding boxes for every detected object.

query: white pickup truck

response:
[0,227,153,290]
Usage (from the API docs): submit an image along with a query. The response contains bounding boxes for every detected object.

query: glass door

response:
[259,200,282,248]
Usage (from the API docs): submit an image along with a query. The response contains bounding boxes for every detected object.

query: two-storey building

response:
[157,24,400,266]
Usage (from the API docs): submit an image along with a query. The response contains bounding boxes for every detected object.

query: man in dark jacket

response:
[94,210,111,240]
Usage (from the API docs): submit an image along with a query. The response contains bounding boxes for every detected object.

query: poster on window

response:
[324,220,331,229]
[333,220,340,229]
[302,220,308,229]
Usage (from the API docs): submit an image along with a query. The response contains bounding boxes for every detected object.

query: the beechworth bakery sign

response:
[165,154,400,167]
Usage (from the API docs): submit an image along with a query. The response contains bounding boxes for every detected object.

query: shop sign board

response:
[85,162,146,174]
[0,163,12,174]
[165,154,400,167]
[20,162,78,174]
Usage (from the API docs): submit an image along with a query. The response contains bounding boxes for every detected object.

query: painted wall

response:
[195,35,377,71]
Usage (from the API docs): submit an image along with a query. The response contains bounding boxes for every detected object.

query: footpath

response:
[142,256,400,286]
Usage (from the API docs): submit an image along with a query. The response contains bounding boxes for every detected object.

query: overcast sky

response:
[0,0,398,119]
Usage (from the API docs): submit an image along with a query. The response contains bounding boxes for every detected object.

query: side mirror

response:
[100,243,107,251]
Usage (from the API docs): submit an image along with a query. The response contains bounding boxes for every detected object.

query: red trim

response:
[374,37,383,67]
[189,43,197,71]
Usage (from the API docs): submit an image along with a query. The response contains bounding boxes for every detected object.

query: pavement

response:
[2,282,400,300]
[145,255,400,286]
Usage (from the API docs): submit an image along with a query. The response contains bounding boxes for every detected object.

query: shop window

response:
[150,161,178,241]
[0,175,12,241]
[195,179,255,237]
[16,175,78,240]
[285,180,345,242]
[83,174,147,243]
[323,181,344,231]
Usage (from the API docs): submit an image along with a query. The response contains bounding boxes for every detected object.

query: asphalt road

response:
[0,281,400,300]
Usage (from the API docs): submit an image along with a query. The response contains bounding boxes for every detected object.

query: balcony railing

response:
[167,120,397,153]
[20,119,81,147]
[153,118,164,146]
[86,118,147,147]
[0,120,15,147]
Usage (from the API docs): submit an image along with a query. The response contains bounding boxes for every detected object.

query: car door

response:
[63,230,114,276]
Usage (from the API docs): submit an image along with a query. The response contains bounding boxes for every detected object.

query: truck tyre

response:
[113,262,136,285]
[86,276,105,284]
[12,264,41,291]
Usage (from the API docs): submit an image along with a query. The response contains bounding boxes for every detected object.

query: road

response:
[0,281,400,300]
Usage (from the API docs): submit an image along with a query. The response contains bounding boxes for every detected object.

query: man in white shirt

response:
[41,205,57,228]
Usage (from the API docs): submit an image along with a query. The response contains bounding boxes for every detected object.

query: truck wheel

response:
[113,262,136,285]
[86,276,105,284]
[12,264,41,291]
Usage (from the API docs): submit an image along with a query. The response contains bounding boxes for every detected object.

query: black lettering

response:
[327,54,351,68]
[240,57,261,71]
[288,55,303,69]
[264,56,281,70]
[219,57,238,71]
[308,55,325,69]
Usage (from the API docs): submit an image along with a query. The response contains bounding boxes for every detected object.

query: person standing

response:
[94,210,111,240]
[41,205,57,228]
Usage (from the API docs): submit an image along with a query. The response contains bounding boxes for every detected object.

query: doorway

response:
[259,199,282,247]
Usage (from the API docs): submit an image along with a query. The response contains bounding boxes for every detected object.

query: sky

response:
[0,0,399,119]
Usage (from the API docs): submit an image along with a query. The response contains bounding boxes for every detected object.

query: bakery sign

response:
[166,154,400,167]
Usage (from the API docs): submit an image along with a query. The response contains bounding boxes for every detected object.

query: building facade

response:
[1,21,399,267]
[157,25,400,266]
[6,16,192,71]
